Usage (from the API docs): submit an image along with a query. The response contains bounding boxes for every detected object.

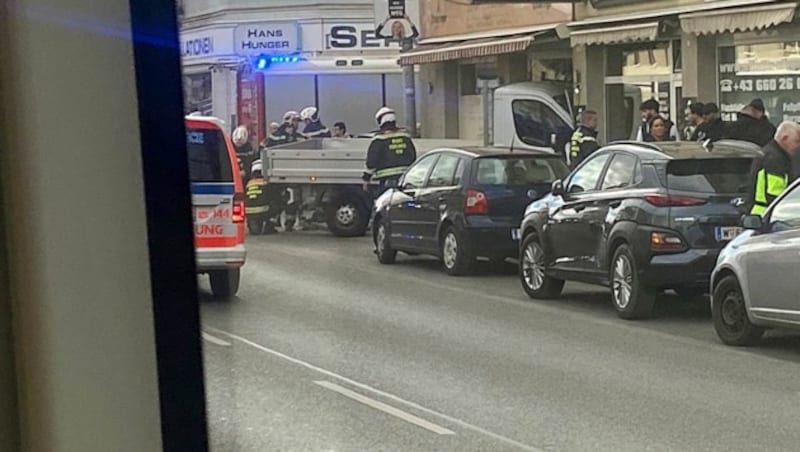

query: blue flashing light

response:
[253,54,302,70]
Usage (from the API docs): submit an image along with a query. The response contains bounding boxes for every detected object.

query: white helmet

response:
[251,159,263,175]
[375,107,396,126]
[283,110,299,123]
[300,106,318,121]
[232,126,249,146]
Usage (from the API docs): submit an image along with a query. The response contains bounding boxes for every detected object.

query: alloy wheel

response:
[443,233,458,269]
[612,255,633,309]
[522,242,546,291]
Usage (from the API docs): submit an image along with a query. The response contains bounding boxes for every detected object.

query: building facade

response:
[570,0,800,142]
[401,1,574,140]
[179,0,412,140]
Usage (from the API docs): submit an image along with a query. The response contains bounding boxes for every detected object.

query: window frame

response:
[401,153,440,190]
[600,151,640,191]
[566,151,613,195]
[766,183,800,233]
[511,98,572,148]
[426,153,463,189]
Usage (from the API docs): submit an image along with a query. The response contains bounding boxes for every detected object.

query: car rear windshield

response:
[664,158,753,194]
[474,157,568,185]
[187,128,233,182]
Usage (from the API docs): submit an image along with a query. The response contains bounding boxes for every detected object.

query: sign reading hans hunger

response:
[234,23,298,56]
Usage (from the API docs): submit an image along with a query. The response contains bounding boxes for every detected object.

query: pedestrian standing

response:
[569,110,600,169]
[749,121,800,216]
[724,99,776,147]
[688,102,706,142]
[645,116,676,142]
[299,106,331,138]
[637,99,681,141]
[702,103,724,143]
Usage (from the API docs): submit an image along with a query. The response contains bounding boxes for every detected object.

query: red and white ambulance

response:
[185,115,246,298]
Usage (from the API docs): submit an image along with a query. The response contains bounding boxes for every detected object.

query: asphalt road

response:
[200,231,800,452]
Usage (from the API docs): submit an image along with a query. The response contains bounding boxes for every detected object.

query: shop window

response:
[511,99,572,148]
[607,42,672,77]
[718,41,800,124]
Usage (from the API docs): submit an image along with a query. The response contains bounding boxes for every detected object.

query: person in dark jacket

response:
[299,106,331,138]
[750,121,800,216]
[637,99,680,141]
[724,99,776,147]
[701,102,724,143]
[569,110,600,169]
[232,125,258,181]
[244,160,279,235]
[267,111,304,147]
[688,102,706,142]
[363,106,417,192]
[645,116,676,142]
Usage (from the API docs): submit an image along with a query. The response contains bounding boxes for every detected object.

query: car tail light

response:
[465,190,488,215]
[650,232,685,251]
[644,194,707,207]
[232,193,245,223]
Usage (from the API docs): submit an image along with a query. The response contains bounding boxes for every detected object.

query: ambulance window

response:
[186,128,233,182]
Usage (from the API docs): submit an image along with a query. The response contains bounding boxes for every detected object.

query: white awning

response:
[570,22,659,47]
[399,35,535,65]
[568,0,778,28]
[680,3,797,35]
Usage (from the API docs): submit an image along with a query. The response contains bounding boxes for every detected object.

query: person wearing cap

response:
[299,106,331,139]
[701,102,724,143]
[636,98,680,142]
[688,102,706,142]
[724,98,776,147]
[244,160,278,235]
[268,111,304,147]
[363,106,417,192]
[232,125,258,181]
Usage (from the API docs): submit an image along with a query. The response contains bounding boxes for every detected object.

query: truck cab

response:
[492,82,575,156]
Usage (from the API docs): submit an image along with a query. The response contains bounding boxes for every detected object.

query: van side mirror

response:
[551,179,565,197]
[742,215,763,230]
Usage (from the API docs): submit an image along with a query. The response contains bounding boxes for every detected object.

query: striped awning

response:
[680,2,796,35]
[398,34,535,66]
[570,22,660,47]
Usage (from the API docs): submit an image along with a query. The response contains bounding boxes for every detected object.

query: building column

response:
[682,32,718,101]
[211,65,238,129]
[573,44,605,139]
[418,62,459,138]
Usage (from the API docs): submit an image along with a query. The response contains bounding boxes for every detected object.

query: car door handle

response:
[608,200,621,208]
[573,204,586,212]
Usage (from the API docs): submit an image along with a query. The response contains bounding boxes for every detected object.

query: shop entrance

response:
[604,41,682,141]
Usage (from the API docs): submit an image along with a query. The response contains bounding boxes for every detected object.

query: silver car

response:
[710,179,800,346]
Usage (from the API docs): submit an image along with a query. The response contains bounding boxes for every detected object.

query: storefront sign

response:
[718,44,800,123]
[234,23,299,56]
[325,24,399,50]
[180,28,235,60]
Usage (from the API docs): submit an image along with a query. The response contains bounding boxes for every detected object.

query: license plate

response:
[714,226,742,242]
[511,228,521,241]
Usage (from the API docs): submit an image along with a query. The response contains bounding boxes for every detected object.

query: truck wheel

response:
[326,197,368,237]
[209,269,240,299]
[610,244,655,320]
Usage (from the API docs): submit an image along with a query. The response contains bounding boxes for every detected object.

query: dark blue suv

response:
[373,147,568,275]
[518,140,762,319]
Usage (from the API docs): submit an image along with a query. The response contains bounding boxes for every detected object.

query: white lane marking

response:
[202,331,232,347]
[206,327,544,452]
[313,380,455,436]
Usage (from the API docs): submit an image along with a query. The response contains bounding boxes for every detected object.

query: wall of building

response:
[419,62,460,138]
[421,0,571,38]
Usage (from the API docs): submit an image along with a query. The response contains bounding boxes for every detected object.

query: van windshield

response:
[187,128,233,182]
[665,158,753,194]
[474,157,568,185]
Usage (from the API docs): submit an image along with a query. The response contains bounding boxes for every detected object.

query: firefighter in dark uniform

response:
[750,121,800,216]
[244,160,278,235]
[299,106,332,139]
[267,111,304,147]
[363,107,417,192]
[569,110,600,169]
